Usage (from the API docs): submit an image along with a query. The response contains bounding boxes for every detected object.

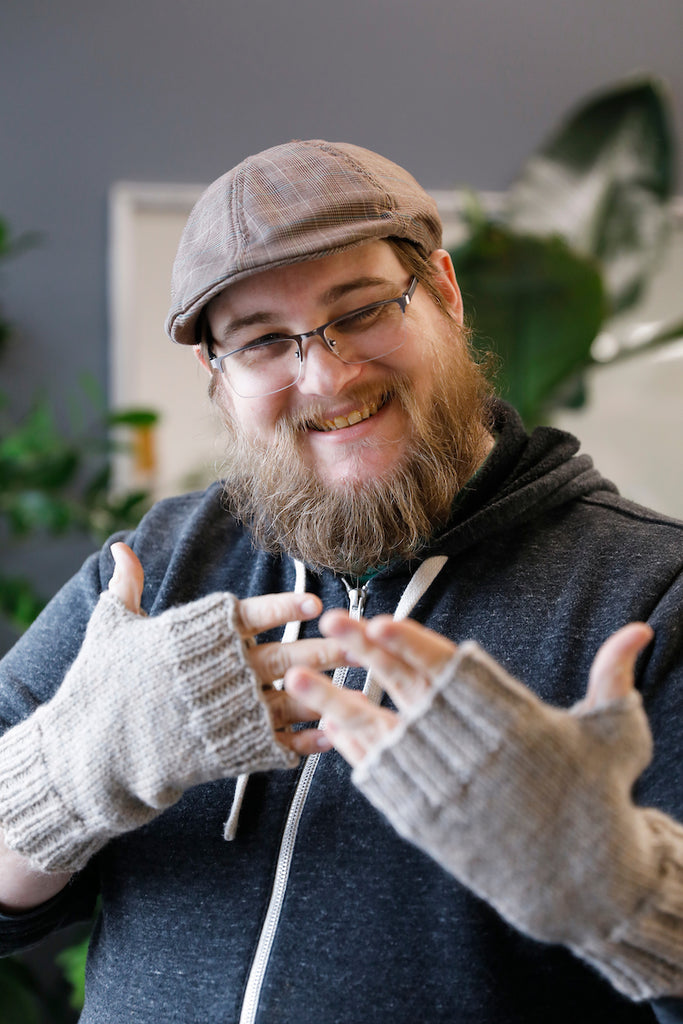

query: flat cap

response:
[165,139,442,346]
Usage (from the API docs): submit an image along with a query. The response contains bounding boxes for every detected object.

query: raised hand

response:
[109,542,337,756]
[284,610,654,766]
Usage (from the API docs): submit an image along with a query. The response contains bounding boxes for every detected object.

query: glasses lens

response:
[325,299,407,364]
[223,338,301,398]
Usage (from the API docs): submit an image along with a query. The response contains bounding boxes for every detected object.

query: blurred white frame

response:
[108,185,683,517]
[108,183,217,500]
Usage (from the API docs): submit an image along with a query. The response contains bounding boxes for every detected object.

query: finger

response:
[235,592,322,638]
[319,613,430,710]
[281,727,333,757]
[584,622,654,711]
[284,666,397,766]
[319,612,455,711]
[365,615,456,672]
[109,542,144,614]
[249,637,346,684]
[262,688,323,731]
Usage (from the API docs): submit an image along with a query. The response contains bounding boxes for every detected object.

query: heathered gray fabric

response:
[0,591,296,872]
[0,402,682,1023]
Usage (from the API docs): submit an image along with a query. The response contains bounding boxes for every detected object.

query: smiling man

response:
[198,238,493,574]
[0,140,682,1024]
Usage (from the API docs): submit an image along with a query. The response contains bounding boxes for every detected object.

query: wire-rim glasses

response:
[207,276,418,398]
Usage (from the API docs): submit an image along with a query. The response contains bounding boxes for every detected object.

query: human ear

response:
[193,344,211,374]
[428,249,464,324]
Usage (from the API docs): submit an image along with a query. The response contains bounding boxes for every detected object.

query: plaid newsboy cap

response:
[165,139,442,346]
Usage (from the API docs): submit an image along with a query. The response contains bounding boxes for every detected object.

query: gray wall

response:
[1,0,682,641]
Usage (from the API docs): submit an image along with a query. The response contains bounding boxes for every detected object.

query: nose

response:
[296,336,363,396]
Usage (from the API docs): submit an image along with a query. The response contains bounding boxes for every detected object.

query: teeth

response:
[320,401,379,432]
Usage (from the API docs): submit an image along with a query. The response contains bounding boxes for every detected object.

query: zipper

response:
[238,580,369,1024]
[341,577,368,618]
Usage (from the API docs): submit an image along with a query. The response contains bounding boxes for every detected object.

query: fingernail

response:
[300,597,319,616]
[317,735,333,751]
[288,672,311,693]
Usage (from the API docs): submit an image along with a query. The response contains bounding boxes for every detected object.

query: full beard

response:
[210,322,493,577]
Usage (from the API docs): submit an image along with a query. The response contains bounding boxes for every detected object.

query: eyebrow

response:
[215,275,395,342]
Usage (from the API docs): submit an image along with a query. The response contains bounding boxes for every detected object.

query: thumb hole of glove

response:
[109,542,145,615]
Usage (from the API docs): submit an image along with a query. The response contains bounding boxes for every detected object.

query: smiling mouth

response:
[308,395,389,432]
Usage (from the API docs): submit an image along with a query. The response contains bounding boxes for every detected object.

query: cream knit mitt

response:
[0,590,297,873]
[354,641,683,1000]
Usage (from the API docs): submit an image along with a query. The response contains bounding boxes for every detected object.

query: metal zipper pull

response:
[341,578,369,619]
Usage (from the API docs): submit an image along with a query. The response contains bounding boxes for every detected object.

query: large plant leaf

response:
[451,224,606,425]
[505,78,675,313]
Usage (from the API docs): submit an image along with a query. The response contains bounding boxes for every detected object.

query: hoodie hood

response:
[433,400,618,558]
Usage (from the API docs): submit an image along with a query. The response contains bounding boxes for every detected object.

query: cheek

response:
[209,370,277,427]
[228,391,284,439]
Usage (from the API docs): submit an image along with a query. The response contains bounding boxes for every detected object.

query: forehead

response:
[206,240,405,327]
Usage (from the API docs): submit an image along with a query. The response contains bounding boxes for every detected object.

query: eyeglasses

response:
[207,276,418,398]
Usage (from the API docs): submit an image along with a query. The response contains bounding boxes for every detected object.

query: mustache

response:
[275,375,408,436]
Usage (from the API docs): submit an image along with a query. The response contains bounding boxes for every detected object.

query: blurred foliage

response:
[0,958,45,1024]
[450,77,683,425]
[0,388,156,633]
[1,217,157,1020]
[54,937,89,1012]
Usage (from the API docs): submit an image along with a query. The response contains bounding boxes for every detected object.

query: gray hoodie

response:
[1,401,682,1023]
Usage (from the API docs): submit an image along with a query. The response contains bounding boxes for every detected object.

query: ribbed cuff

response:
[576,810,683,999]
[0,713,108,873]
[167,591,299,775]
[0,590,298,873]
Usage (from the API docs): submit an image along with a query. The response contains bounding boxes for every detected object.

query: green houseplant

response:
[0,217,157,637]
[449,77,682,426]
[0,219,157,1021]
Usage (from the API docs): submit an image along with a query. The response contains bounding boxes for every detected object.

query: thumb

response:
[583,622,654,711]
[108,542,145,614]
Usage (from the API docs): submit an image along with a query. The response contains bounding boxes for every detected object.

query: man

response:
[0,139,682,1023]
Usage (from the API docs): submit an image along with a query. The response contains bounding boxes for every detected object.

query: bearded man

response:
[0,140,682,1024]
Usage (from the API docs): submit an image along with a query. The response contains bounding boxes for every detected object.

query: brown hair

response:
[385,238,453,311]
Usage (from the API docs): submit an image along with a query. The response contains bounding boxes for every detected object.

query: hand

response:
[284,609,654,766]
[0,544,344,874]
[110,542,338,757]
[286,614,683,1005]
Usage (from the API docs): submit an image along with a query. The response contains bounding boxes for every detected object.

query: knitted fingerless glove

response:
[0,591,297,873]
[353,641,683,1000]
